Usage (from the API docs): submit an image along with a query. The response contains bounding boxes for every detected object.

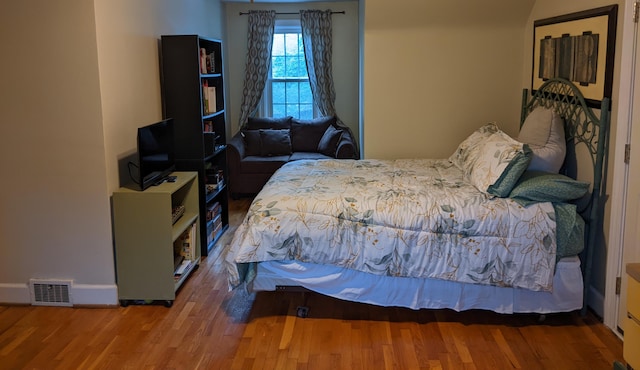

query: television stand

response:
[112,171,201,306]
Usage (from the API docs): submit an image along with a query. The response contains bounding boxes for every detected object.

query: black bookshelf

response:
[160,35,228,256]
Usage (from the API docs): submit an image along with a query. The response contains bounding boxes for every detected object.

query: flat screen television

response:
[134,118,176,191]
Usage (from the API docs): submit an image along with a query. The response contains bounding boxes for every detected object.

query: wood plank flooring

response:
[0,198,625,369]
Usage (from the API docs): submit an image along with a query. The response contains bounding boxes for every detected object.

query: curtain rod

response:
[239,10,345,16]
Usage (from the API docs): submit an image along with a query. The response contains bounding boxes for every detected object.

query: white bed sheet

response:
[249,256,583,314]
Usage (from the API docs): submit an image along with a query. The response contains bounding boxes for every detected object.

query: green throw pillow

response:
[509,170,590,206]
[487,145,532,197]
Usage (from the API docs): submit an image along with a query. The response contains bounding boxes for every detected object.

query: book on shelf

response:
[205,170,224,191]
[208,51,215,73]
[205,184,217,195]
[201,82,216,115]
[202,80,209,114]
[187,221,197,258]
[171,205,185,225]
[206,51,215,73]
[208,215,223,243]
[214,215,223,230]
[205,167,222,181]
[190,220,197,245]
[207,202,221,221]
[174,259,192,279]
[174,221,197,261]
[207,86,216,113]
[200,48,207,74]
[203,121,214,132]
[173,254,184,271]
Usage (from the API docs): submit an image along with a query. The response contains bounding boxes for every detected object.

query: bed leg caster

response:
[538,314,546,323]
[296,306,309,318]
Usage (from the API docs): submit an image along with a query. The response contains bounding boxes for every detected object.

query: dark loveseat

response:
[227,116,358,198]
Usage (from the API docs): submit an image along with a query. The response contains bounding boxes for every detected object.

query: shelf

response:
[204,145,226,161]
[203,110,224,120]
[205,183,226,203]
[171,212,198,242]
[207,224,229,252]
[174,259,198,291]
[206,213,222,229]
[201,73,222,78]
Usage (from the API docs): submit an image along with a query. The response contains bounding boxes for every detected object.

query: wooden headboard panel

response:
[520,77,610,316]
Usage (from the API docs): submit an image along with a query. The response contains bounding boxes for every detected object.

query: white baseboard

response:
[0,283,31,304]
[0,282,118,306]
[72,284,119,306]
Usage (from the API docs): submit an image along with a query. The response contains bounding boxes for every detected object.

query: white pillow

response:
[518,107,566,173]
[449,124,490,170]
[450,123,531,196]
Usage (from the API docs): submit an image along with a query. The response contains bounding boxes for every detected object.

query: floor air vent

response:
[29,279,73,307]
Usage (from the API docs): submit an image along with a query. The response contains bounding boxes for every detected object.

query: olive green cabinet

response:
[112,172,200,307]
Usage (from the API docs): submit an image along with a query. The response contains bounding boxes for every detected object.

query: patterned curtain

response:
[238,10,276,129]
[301,9,359,158]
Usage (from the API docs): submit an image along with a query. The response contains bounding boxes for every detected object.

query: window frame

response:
[260,19,317,119]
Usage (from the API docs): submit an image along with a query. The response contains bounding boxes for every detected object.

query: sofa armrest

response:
[227,133,246,182]
[335,133,357,159]
[228,133,246,159]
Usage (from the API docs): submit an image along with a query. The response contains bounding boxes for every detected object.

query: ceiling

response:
[222,0,352,2]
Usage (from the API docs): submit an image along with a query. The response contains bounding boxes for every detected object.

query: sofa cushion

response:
[290,116,336,152]
[241,130,262,156]
[260,129,291,156]
[246,116,292,130]
[241,155,290,173]
[317,125,344,157]
[289,152,333,161]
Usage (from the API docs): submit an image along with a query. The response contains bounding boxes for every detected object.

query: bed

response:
[224,78,609,316]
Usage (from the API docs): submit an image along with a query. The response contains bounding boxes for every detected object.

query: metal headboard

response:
[520,77,610,316]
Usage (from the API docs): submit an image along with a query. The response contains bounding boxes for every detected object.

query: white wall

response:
[0,0,225,305]
[96,0,226,193]
[362,0,535,159]
[0,0,113,304]
[224,1,360,141]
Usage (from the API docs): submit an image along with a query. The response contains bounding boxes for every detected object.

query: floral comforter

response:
[225,159,558,292]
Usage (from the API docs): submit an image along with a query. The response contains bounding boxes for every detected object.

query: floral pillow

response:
[450,123,532,197]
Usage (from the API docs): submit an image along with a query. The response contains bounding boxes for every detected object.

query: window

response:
[261,20,315,119]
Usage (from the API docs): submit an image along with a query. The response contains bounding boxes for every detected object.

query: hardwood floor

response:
[0,198,625,369]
